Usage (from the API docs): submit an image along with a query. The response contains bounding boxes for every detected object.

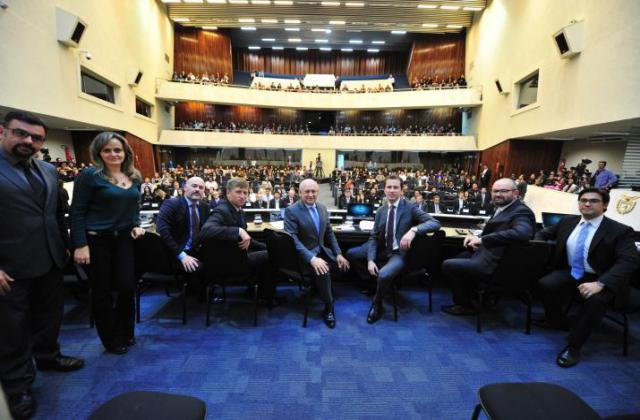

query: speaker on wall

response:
[128,69,144,86]
[494,78,510,95]
[553,20,584,59]
[56,7,87,48]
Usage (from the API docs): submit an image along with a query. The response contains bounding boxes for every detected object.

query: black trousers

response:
[0,267,63,396]
[538,269,615,349]
[441,250,496,306]
[87,233,136,349]
[346,243,406,302]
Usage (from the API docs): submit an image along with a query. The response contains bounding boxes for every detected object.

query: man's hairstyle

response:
[384,174,403,187]
[226,177,249,191]
[599,161,607,166]
[432,193,441,199]
[578,187,610,205]
[3,111,48,134]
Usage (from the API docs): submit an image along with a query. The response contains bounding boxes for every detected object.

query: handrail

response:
[170,127,464,137]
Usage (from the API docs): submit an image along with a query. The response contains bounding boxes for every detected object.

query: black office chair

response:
[264,229,315,327]
[391,230,445,320]
[134,232,188,325]
[89,391,206,420]
[198,238,259,327]
[474,240,551,334]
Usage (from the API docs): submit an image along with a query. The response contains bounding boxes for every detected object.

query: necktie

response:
[21,161,45,208]
[571,222,592,280]
[386,205,395,255]
[190,204,200,245]
[309,206,321,235]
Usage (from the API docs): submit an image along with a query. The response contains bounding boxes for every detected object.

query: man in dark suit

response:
[284,179,350,328]
[535,188,639,367]
[0,112,84,419]
[282,187,298,208]
[479,164,492,188]
[453,191,471,215]
[476,187,491,209]
[346,175,441,323]
[425,194,444,214]
[338,188,354,210]
[267,191,282,210]
[209,188,222,209]
[441,178,536,316]
[156,177,211,273]
[200,178,281,304]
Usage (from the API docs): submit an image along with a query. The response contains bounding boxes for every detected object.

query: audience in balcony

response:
[172,71,230,85]
[411,73,467,89]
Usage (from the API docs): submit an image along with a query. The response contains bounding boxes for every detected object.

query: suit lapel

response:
[34,160,54,209]
[0,156,33,197]
[588,217,608,257]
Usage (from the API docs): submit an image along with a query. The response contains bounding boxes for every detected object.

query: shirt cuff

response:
[178,252,187,261]
[597,281,605,288]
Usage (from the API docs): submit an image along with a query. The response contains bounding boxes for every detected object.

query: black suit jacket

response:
[200,199,266,251]
[480,169,492,188]
[155,196,211,258]
[535,215,639,307]
[338,195,353,210]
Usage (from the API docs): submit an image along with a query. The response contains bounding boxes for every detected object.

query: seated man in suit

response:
[267,191,282,210]
[534,188,639,367]
[425,194,444,214]
[199,177,282,305]
[441,178,536,316]
[338,188,354,210]
[346,175,441,323]
[156,177,210,274]
[284,179,350,328]
[453,191,471,215]
[282,187,298,208]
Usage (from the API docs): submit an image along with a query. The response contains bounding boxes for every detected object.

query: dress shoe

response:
[533,318,570,331]
[125,337,136,347]
[323,308,336,329]
[9,390,36,419]
[35,354,85,372]
[556,346,580,368]
[441,304,476,316]
[105,345,128,355]
[366,302,384,324]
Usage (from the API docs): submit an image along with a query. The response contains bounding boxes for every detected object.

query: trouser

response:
[0,267,63,396]
[441,250,495,306]
[346,243,406,302]
[247,250,278,300]
[301,251,337,306]
[538,269,615,349]
[87,233,136,349]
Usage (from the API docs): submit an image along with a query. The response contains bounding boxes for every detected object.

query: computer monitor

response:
[541,212,572,228]
[347,203,373,218]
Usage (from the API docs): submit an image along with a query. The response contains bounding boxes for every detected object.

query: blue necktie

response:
[571,222,592,280]
[309,206,321,235]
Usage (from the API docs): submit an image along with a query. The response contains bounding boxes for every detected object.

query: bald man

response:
[284,179,350,328]
[441,178,536,315]
[156,177,211,272]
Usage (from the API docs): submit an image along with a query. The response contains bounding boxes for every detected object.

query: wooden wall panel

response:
[125,133,156,178]
[71,131,100,166]
[174,26,233,82]
[176,103,301,126]
[233,49,407,76]
[337,108,462,131]
[406,33,466,83]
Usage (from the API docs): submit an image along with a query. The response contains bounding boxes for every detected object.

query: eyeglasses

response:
[491,188,515,194]
[7,127,45,143]
[579,198,602,204]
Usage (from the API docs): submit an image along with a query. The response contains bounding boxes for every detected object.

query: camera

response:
[79,50,92,60]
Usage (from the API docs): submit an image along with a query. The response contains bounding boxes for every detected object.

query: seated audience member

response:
[591,161,617,190]
[346,176,441,323]
[282,187,298,208]
[440,178,536,315]
[425,194,444,214]
[208,189,222,208]
[355,190,367,204]
[199,178,282,305]
[140,177,154,194]
[284,179,350,328]
[267,191,282,210]
[453,191,470,214]
[141,186,155,204]
[338,188,354,210]
[156,177,210,274]
[534,188,639,367]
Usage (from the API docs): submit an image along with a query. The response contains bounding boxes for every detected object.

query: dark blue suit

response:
[284,201,342,304]
[346,199,440,298]
[156,196,211,260]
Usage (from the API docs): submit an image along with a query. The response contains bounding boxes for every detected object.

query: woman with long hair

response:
[70,132,145,355]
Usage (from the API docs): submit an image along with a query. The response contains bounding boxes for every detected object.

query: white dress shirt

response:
[566,214,604,274]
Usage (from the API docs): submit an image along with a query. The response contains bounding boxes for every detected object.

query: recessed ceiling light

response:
[248,46,261,50]
[206,0,227,3]
[320,47,332,51]
[228,0,249,3]
[296,47,308,51]
[341,48,353,52]
[345,2,365,6]
[252,0,271,3]
[284,19,301,24]
[161,0,181,3]
[241,26,257,30]
[329,20,346,25]
[184,0,204,2]
[446,24,463,28]
[349,39,362,44]
[315,39,329,43]
[372,40,385,44]
[440,5,460,10]
[239,18,255,22]
[202,26,218,30]
[417,4,437,8]
[273,0,293,4]
[422,23,438,28]
[391,30,406,34]
[321,1,340,5]
[367,48,379,53]
[463,6,483,11]
[288,38,301,42]
[312,28,332,33]
[262,38,276,41]
[285,27,300,31]
[172,17,190,22]
[272,46,284,50]
[261,19,278,23]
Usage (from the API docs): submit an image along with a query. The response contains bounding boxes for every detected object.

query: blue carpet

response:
[33,284,640,419]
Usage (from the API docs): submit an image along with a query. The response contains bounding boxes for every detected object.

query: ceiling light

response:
[206,0,227,3]
[252,0,271,3]
[391,30,406,34]
[184,0,204,2]
[228,0,249,3]
[422,23,438,28]
[372,40,385,44]
[172,17,190,22]
[312,28,332,33]
[239,18,255,22]
[161,0,181,3]
[202,26,218,30]
[272,46,284,50]
[296,47,308,51]
[322,1,341,5]
[261,19,278,23]
[288,38,301,42]
[273,0,293,4]
[320,47,332,51]
[329,20,346,25]
[367,48,379,53]
[417,4,437,8]
[248,46,261,50]
[284,19,300,24]
[440,5,460,10]
[241,26,257,30]
[316,39,330,44]
[341,48,353,52]
[262,38,276,41]
[285,27,300,31]
[345,2,365,6]
[349,39,362,44]
[463,6,483,11]
[446,24,463,28]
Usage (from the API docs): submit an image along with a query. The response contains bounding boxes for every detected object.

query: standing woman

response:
[70,132,144,355]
